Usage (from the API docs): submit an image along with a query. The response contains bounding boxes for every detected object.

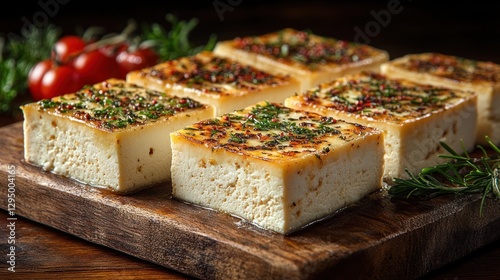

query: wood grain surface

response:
[1,121,499,279]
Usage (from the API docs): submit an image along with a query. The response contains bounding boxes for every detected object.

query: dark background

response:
[1,1,500,279]
[1,0,499,63]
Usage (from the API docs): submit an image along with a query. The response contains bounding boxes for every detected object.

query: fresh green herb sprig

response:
[388,136,500,215]
[0,25,61,113]
[142,14,217,61]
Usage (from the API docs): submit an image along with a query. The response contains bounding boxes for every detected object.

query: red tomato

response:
[40,65,83,99]
[116,47,160,79]
[28,59,53,101]
[73,48,120,84]
[52,35,86,65]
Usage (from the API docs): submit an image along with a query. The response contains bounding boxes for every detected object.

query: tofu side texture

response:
[380,52,500,145]
[170,101,384,235]
[284,72,478,180]
[213,28,390,92]
[21,79,214,194]
[126,51,301,116]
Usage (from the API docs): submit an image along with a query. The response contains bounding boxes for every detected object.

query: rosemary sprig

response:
[388,136,500,215]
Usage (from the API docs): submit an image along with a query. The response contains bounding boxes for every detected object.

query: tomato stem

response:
[81,20,138,56]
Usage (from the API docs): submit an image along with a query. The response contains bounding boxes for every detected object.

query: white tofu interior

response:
[284,72,479,180]
[381,54,500,145]
[23,105,213,194]
[170,101,384,234]
[21,79,215,194]
[171,132,383,235]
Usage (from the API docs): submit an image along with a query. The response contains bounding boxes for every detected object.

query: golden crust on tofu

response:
[126,51,301,116]
[171,101,385,234]
[381,52,499,86]
[213,28,389,91]
[26,78,211,132]
[286,71,475,124]
[380,52,500,145]
[173,101,380,163]
[285,71,478,179]
[21,79,214,194]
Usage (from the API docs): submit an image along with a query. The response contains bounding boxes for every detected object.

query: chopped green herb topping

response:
[36,80,205,130]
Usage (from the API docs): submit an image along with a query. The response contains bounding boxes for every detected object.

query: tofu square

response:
[380,52,500,145]
[126,51,301,116]
[285,72,478,180]
[21,79,215,194]
[170,101,384,235]
[213,28,389,92]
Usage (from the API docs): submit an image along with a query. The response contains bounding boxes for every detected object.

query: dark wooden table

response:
[0,208,499,280]
[1,1,499,279]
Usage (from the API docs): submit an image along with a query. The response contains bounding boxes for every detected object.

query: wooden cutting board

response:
[1,121,499,280]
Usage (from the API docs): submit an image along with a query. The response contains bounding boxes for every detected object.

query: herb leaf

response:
[141,14,217,61]
[0,24,61,113]
[388,136,500,215]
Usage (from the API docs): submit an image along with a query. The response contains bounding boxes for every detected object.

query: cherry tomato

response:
[28,59,53,101]
[116,47,160,79]
[52,35,86,65]
[73,48,120,84]
[40,65,83,99]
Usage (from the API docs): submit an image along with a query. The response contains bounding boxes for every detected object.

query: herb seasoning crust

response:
[32,79,208,131]
[287,71,475,124]
[387,52,499,85]
[380,52,500,146]
[127,51,301,116]
[285,71,479,180]
[213,28,389,92]
[173,101,380,162]
[170,101,385,234]
[21,78,215,193]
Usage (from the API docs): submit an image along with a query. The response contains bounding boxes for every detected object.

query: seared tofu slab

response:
[214,28,389,92]
[127,51,301,116]
[381,52,500,145]
[21,79,214,194]
[285,72,478,180]
[170,101,384,235]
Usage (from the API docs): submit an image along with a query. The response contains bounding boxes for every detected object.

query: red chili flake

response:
[151,99,157,105]
[179,99,187,104]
